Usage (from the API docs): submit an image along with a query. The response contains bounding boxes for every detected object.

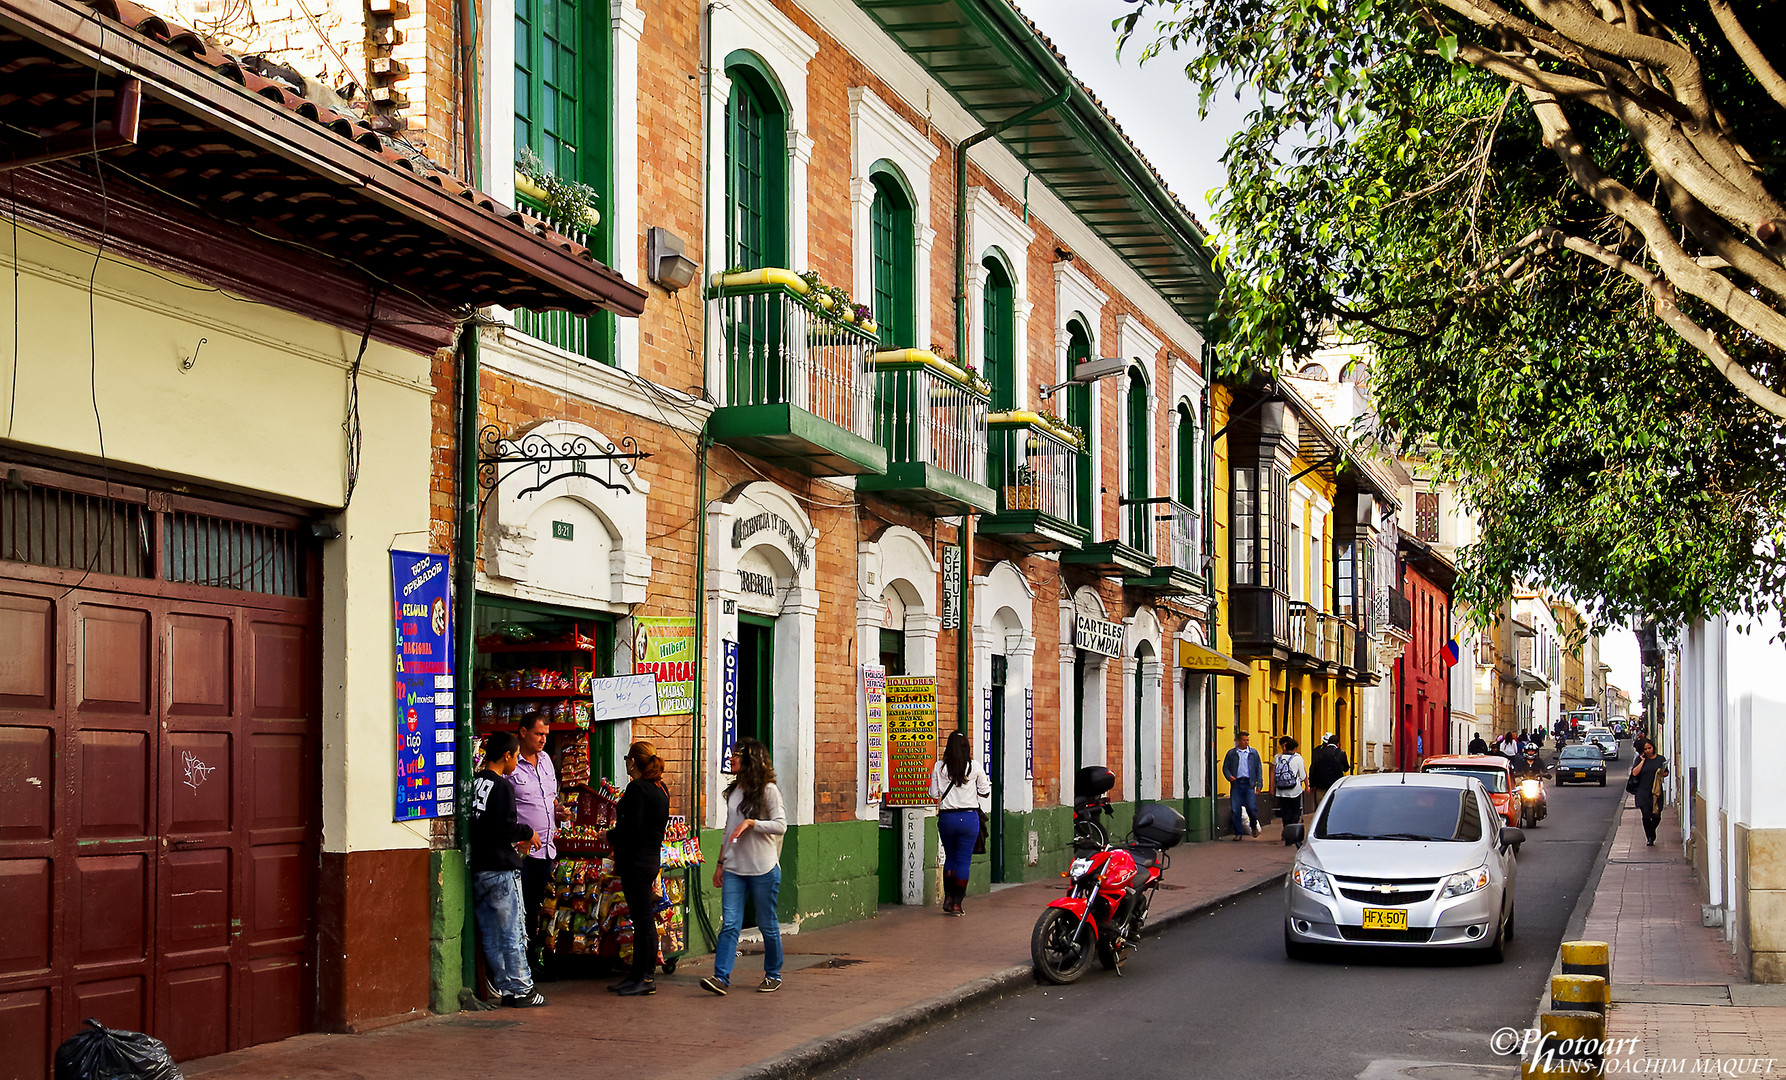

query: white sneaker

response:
[1251,819,1261,837]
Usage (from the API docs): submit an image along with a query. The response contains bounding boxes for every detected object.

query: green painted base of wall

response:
[428,850,467,1015]
[1184,797,1216,843]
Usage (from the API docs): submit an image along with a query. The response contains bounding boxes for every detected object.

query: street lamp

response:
[1038,355,1127,399]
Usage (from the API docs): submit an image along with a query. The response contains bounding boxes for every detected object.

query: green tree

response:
[1118,0,1786,627]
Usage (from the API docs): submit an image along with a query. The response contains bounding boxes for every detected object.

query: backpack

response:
[1274,754,1298,791]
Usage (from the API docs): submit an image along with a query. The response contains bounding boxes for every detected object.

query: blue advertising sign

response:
[720,638,740,771]
[1025,688,1034,781]
[393,551,456,821]
[982,687,994,780]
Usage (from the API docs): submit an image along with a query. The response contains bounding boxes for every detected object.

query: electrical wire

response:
[7,169,17,439]
[341,285,382,509]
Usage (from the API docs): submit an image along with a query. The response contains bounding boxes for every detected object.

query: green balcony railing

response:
[988,413,1081,526]
[871,350,990,489]
[512,191,603,360]
[710,270,879,444]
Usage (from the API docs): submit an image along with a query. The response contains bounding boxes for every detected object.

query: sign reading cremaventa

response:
[1075,612,1123,658]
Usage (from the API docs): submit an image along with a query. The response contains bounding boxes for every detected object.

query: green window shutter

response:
[982,258,1015,410]
[870,174,915,348]
[726,67,787,270]
[1067,321,1093,528]
[1176,403,1197,505]
[1126,367,1149,550]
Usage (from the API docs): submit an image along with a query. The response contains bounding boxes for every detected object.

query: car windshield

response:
[1560,747,1601,762]
[1421,765,1509,793]
[1315,786,1482,842]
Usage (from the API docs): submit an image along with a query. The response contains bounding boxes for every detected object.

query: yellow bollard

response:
[1561,940,1611,983]
[1529,1009,1608,1077]
[1551,972,1610,1015]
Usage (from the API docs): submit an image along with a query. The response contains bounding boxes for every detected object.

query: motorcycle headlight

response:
[1292,864,1334,897]
[1069,856,1094,879]
[1520,779,1541,798]
[1442,865,1492,898]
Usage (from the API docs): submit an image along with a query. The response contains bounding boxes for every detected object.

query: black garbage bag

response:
[53,1020,183,1080]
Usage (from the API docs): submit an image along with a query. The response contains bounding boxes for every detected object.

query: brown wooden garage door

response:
[0,466,320,1075]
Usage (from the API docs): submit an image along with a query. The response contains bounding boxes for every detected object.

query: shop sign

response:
[586,672,661,722]
[392,551,455,822]
[1075,612,1123,658]
[551,520,574,540]
[1025,688,1034,781]
[940,544,961,630]
[862,664,886,803]
[731,511,810,569]
[884,676,938,807]
[982,687,994,779]
[719,638,739,770]
[634,616,696,714]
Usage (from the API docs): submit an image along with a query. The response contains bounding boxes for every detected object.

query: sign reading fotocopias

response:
[884,676,938,807]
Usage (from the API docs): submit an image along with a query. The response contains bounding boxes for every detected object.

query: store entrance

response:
[737,615,776,748]
[989,654,1007,882]
[877,629,905,904]
[1073,649,1089,775]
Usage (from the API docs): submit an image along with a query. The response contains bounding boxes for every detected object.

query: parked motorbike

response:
[1031,767,1187,984]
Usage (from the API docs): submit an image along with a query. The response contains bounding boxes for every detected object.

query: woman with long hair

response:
[701,737,788,995]
[606,740,669,995]
[929,729,990,915]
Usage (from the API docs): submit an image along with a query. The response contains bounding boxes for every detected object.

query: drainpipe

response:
[1201,384,1218,838]
[452,319,482,995]
[953,83,1070,735]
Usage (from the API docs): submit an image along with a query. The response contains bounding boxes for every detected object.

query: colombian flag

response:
[1443,639,1461,667]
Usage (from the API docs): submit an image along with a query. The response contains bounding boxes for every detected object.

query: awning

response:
[1,0,648,318]
[1178,640,1251,677]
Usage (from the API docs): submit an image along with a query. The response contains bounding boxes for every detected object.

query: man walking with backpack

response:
[1272,736,1308,846]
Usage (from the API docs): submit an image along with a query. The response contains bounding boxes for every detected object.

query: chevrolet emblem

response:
[1373,884,1398,894]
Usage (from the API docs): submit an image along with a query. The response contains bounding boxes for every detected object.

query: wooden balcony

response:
[857,349,995,513]
[1287,601,1327,670]
[1229,585,1290,661]
[708,270,887,477]
[977,413,1089,553]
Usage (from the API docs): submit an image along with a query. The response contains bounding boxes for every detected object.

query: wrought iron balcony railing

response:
[710,269,879,442]
[1160,501,1201,575]
[977,412,1089,551]
[871,350,990,488]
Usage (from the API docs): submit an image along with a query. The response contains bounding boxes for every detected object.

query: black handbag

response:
[972,809,989,854]
[1625,771,1643,794]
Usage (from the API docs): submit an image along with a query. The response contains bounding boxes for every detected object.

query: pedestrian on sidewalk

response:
[510,712,565,980]
[470,731,547,1008]
[1272,736,1307,845]
[702,738,788,996]
[1222,731,1263,840]
[1309,732,1349,807]
[607,740,670,996]
[929,729,991,915]
[1628,737,1670,847]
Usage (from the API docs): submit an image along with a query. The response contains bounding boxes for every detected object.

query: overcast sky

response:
[1015,0,1253,227]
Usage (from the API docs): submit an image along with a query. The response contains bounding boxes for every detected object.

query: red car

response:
[1421,755,1520,829]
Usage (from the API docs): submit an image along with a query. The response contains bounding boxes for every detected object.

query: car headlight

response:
[1442,865,1492,898]
[1292,864,1334,897]
[1069,856,1094,880]
[1520,779,1541,798]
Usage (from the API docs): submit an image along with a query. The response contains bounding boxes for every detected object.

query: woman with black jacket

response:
[607,740,670,995]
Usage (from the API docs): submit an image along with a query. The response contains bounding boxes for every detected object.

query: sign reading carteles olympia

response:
[634,617,696,715]
[884,677,938,807]
[392,551,455,822]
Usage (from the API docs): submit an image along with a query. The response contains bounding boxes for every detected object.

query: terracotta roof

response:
[0,0,646,317]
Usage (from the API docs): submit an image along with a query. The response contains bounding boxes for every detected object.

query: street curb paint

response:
[715,872,1290,1080]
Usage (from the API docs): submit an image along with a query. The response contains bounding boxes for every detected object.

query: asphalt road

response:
[824,759,1626,1080]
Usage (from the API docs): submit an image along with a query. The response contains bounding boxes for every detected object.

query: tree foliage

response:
[1118,0,1786,628]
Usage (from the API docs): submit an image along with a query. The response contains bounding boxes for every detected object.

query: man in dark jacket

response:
[1308,733,1350,808]
[1467,732,1490,755]
[470,732,546,1008]
[1221,731,1264,840]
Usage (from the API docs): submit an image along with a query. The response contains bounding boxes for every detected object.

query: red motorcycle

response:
[1031,767,1186,984]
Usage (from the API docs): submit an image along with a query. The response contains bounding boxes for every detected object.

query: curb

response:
[717,871,1288,1080]
[1524,790,1629,1038]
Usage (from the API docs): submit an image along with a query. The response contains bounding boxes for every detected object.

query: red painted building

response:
[1392,532,1457,771]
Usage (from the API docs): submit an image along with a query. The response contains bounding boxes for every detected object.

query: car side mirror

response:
[1499,826,1525,853]
[1283,824,1306,847]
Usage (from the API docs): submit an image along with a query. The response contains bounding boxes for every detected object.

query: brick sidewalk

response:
[182,827,1296,1080]
[1584,802,1786,1073]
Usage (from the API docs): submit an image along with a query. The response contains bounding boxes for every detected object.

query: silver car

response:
[1283,773,1522,961]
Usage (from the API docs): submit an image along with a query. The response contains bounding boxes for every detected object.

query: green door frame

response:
[738,614,776,750]
[1066,321,1093,528]
[990,654,1007,882]
[1072,648,1087,778]
[877,627,906,904]
[1132,655,1145,812]
[1126,367,1150,551]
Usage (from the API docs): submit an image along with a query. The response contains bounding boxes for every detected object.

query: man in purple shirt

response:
[509,712,562,976]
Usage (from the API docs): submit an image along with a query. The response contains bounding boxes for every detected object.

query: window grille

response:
[164,512,306,598]
[0,480,151,578]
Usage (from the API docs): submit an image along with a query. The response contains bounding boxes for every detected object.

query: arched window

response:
[982,257,1015,410]
[869,170,916,348]
[1176,402,1197,508]
[1066,320,1093,527]
[725,59,788,270]
[1125,366,1150,551]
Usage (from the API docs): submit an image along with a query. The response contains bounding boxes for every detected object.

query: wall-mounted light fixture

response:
[308,518,342,541]
[646,226,700,292]
[1038,355,1126,399]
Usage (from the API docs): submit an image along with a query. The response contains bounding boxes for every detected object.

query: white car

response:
[1283,774,1523,961]
[1583,727,1620,760]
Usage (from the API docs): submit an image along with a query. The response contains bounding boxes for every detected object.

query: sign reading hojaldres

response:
[940,544,961,630]
[884,676,938,807]
[634,617,696,714]
[392,551,455,822]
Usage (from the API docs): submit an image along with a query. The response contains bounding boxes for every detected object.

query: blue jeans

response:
[937,809,979,881]
[1229,776,1259,837]
[473,869,533,997]
[712,866,782,986]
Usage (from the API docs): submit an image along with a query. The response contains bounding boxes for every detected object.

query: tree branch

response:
[1706,0,1786,112]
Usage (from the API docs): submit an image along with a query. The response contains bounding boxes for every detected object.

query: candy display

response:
[542,854,686,967]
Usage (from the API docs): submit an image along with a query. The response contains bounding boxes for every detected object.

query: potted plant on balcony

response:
[515,147,600,230]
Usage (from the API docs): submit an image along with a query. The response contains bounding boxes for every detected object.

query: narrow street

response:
[826,773,1625,1080]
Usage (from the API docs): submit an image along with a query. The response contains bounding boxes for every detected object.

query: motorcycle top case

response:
[1133,803,1187,849]
[1074,766,1116,801]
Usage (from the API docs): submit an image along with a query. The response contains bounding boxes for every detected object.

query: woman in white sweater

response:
[700,738,788,994]
[929,730,991,915]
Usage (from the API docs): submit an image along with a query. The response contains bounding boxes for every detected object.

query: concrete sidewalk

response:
[1583,802,1786,1073]
[183,825,1296,1080]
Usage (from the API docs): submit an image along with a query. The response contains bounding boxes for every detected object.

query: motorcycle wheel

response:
[1031,908,1093,985]
[1521,806,1535,829]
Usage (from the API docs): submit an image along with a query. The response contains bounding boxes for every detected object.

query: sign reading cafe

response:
[1075,612,1123,658]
